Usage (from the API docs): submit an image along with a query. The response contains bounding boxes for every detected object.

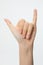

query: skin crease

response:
[4,9,37,65]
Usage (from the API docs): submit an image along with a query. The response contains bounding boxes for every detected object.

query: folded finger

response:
[16,19,25,34]
[22,22,29,38]
[26,24,34,39]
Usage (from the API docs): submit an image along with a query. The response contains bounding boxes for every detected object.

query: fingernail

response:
[23,35,25,38]
[22,34,25,38]
[26,34,30,39]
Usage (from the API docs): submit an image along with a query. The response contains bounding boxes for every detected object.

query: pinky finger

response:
[32,9,37,26]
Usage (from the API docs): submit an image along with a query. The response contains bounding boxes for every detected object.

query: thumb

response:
[4,19,23,43]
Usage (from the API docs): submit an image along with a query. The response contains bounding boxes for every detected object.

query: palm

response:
[15,19,36,49]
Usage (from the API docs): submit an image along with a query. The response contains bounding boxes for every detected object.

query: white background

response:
[0,0,43,65]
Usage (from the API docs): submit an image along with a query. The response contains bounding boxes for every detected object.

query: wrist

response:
[19,43,33,65]
[19,43,33,54]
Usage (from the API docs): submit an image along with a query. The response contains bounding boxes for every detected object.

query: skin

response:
[4,9,37,65]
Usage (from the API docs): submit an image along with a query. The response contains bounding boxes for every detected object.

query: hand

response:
[4,9,37,51]
[4,9,37,65]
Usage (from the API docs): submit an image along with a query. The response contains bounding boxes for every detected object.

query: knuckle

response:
[19,19,25,23]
